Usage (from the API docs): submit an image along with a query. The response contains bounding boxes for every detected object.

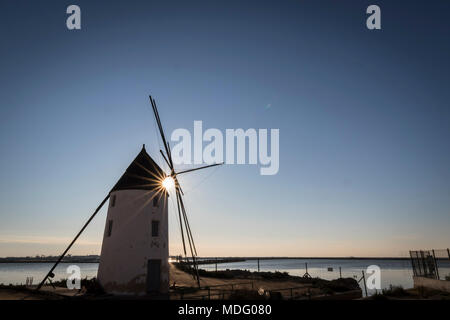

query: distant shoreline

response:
[198,257,412,260]
[0,256,415,263]
[0,256,100,263]
[0,261,100,263]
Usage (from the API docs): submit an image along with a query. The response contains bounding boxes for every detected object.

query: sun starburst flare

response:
[162,176,175,190]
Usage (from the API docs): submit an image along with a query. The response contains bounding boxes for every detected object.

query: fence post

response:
[432,250,440,280]
[447,248,450,260]
[361,270,368,297]
[421,251,426,276]
[339,267,342,279]
[257,258,260,273]
[415,251,422,276]
[409,251,417,276]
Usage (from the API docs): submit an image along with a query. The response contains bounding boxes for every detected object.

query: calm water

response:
[1,259,448,296]
[200,259,418,295]
[0,263,98,286]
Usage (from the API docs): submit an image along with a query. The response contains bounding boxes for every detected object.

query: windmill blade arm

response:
[36,194,110,290]
[175,162,224,176]
[177,191,198,257]
[175,191,187,255]
[149,96,173,169]
[174,176,184,195]
[159,150,171,169]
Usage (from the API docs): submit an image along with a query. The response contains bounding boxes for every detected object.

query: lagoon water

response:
[1,259,447,296]
[0,263,99,286]
[202,258,416,295]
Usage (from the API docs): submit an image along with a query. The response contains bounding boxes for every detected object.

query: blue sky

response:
[0,0,449,257]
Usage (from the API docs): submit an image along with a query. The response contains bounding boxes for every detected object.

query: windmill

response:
[148,95,223,287]
[36,95,222,292]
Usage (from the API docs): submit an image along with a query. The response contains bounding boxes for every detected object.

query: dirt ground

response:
[0,285,85,300]
[0,263,333,300]
[0,288,40,300]
[169,263,318,299]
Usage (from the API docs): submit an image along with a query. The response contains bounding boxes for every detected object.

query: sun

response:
[162,176,175,190]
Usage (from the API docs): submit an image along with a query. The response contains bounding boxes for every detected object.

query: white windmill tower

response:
[36,95,222,295]
[97,145,169,294]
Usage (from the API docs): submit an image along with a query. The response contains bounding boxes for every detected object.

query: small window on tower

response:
[152,220,159,237]
[107,220,113,237]
[153,196,158,207]
[111,195,116,207]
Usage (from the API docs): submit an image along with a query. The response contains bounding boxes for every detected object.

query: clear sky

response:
[0,0,449,257]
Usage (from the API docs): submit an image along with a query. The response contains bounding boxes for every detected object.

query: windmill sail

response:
[149,95,223,287]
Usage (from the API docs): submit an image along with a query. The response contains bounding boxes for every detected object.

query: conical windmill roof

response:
[110,145,166,193]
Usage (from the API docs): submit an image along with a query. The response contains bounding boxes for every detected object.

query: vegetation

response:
[416,286,450,299]
[174,262,360,293]
[381,285,408,297]
[50,277,104,294]
[228,289,267,300]
[369,285,450,300]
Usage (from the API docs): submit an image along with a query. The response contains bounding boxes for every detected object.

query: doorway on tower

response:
[146,259,161,293]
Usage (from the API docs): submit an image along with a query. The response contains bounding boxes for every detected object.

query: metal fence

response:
[410,249,450,280]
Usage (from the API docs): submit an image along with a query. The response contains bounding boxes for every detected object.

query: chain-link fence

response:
[410,249,450,280]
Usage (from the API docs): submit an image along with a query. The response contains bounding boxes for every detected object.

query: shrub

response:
[381,285,408,297]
